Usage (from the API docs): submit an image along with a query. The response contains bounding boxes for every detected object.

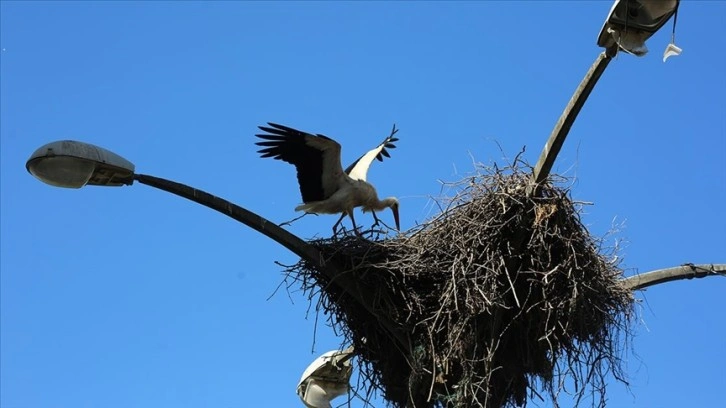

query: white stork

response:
[255,122,400,235]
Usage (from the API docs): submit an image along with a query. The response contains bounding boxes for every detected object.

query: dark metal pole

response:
[133,173,410,351]
[529,49,616,195]
[622,263,726,291]
[134,174,321,265]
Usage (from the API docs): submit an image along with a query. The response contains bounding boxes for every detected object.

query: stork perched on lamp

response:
[255,122,400,235]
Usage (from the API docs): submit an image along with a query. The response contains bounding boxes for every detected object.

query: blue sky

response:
[1,1,724,407]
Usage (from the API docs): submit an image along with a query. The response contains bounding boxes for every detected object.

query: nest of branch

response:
[284,163,633,408]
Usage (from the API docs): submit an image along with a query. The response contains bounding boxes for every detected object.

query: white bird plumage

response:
[255,122,400,235]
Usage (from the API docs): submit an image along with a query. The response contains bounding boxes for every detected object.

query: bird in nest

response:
[255,122,400,235]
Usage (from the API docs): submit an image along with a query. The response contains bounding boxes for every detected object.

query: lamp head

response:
[597,0,680,56]
[297,348,354,408]
[27,140,135,188]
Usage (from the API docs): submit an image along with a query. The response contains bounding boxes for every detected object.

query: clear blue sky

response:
[1,2,724,407]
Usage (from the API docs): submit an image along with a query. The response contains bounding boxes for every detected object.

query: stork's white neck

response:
[364,196,398,212]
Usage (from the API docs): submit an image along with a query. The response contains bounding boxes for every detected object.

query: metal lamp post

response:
[529,0,680,194]
[26,140,320,261]
[25,139,411,353]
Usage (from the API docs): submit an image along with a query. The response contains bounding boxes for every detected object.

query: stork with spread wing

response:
[255,123,400,234]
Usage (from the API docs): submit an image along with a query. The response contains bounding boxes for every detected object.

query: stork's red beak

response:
[391,204,400,231]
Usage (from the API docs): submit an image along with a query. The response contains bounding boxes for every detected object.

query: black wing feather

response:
[255,123,335,203]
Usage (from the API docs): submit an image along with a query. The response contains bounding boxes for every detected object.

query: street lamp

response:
[25,139,324,262]
[530,0,680,193]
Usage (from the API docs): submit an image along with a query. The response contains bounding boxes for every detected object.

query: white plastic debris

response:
[663,42,682,62]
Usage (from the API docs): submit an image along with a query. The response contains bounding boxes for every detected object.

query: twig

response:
[279,212,314,227]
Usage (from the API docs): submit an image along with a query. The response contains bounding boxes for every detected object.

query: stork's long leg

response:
[348,211,362,236]
[371,211,381,228]
[332,212,347,235]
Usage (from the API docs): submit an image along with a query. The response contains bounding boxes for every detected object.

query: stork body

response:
[255,122,400,234]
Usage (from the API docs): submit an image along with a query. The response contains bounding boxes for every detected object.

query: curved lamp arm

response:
[134,174,321,266]
[133,174,410,350]
[529,50,614,196]
[622,263,726,291]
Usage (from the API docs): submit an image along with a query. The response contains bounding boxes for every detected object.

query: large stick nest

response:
[284,163,633,408]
